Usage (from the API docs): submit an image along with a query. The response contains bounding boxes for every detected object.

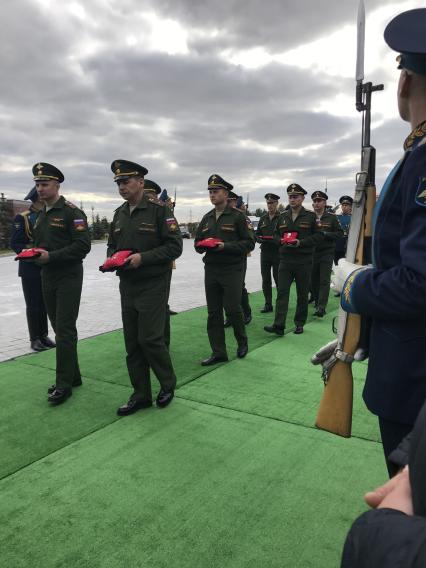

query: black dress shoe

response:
[40,335,56,348]
[48,388,72,405]
[260,304,273,313]
[117,398,152,416]
[223,319,232,328]
[294,326,304,334]
[31,339,49,352]
[244,313,252,325]
[201,355,229,366]
[156,389,174,408]
[237,343,248,358]
[314,308,326,317]
[264,325,284,337]
[47,380,82,395]
[168,309,178,316]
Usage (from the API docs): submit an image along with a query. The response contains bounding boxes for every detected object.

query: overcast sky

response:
[2,0,424,221]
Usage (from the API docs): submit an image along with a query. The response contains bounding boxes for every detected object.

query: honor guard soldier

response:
[32,162,91,405]
[106,160,182,416]
[143,179,161,199]
[256,193,280,312]
[195,174,255,365]
[10,186,55,352]
[310,190,343,316]
[334,195,353,265]
[334,9,426,474]
[264,183,323,336]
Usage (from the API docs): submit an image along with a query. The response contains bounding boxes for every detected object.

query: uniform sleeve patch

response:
[415,177,426,207]
[73,219,86,231]
[166,218,178,231]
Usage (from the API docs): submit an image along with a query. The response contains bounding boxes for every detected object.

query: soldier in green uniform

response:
[142,179,173,348]
[32,162,91,405]
[310,190,343,316]
[223,191,252,326]
[256,193,280,313]
[107,160,182,416]
[264,183,323,336]
[195,174,255,365]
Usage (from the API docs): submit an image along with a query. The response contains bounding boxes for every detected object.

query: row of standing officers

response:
[11,160,351,413]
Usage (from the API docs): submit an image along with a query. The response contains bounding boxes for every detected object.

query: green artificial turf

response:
[18,290,339,391]
[0,289,386,568]
[0,398,384,568]
[178,310,380,443]
[0,360,127,479]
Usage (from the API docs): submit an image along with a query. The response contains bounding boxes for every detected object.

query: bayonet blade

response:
[356,0,365,82]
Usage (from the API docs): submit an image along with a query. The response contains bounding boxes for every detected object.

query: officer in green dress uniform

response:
[223,191,252,326]
[142,179,174,347]
[255,193,280,312]
[264,183,323,336]
[195,174,255,365]
[107,160,182,416]
[310,190,343,316]
[32,162,91,405]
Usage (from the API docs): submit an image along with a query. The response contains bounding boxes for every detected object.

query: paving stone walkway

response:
[0,241,263,362]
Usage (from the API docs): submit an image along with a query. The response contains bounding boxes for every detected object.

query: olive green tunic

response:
[311,211,344,310]
[107,194,182,403]
[195,207,255,357]
[272,207,324,329]
[256,212,280,306]
[34,196,91,389]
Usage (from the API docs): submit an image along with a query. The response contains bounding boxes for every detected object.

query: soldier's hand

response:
[284,239,299,247]
[36,250,50,265]
[127,253,142,268]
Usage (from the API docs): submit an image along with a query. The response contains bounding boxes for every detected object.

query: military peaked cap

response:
[208,174,233,191]
[32,162,64,183]
[339,195,353,205]
[385,9,426,76]
[264,193,280,201]
[311,190,328,200]
[24,186,38,202]
[227,191,238,200]
[287,183,307,195]
[111,159,148,182]
[144,179,161,194]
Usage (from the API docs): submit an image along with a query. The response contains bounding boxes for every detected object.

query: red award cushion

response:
[281,232,299,245]
[14,248,47,261]
[99,250,134,272]
[196,238,223,249]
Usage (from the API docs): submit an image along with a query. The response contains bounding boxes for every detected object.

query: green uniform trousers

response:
[120,273,177,403]
[260,251,279,305]
[41,264,83,389]
[205,264,247,358]
[274,261,312,329]
[310,256,334,310]
[164,268,172,349]
[241,256,251,317]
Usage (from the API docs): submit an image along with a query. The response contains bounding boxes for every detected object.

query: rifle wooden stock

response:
[315,314,361,437]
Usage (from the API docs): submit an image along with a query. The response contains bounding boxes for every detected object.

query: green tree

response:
[0,193,13,250]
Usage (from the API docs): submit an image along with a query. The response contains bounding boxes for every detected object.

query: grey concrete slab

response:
[0,241,263,361]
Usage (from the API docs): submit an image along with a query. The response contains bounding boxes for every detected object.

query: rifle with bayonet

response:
[311,0,383,438]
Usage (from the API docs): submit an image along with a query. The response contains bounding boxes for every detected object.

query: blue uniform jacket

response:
[10,209,42,279]
[342,123,426,425]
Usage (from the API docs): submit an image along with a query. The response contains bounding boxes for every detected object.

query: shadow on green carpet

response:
[0,397,385,568]
[178,310,380,443]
